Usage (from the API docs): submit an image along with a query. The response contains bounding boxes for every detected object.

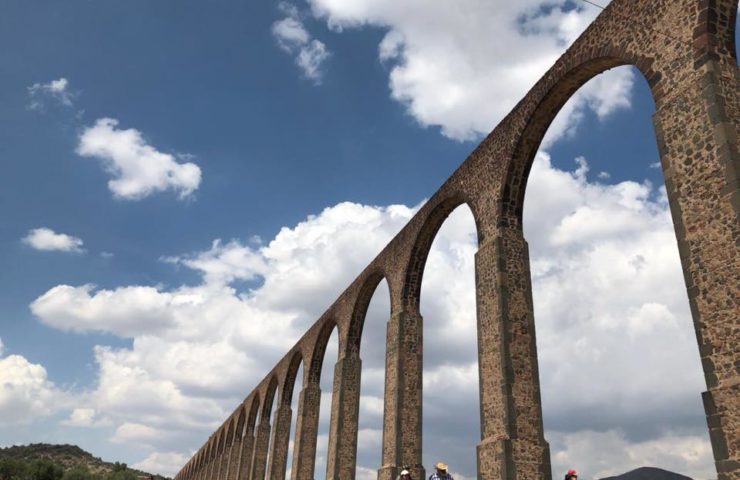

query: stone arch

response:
[207,438,215,463]
[501,52,655,229]
[308,318,340,385]
[282,350,304,406]
[402,194,481,308]
[234,406,246,444]
[346,269,391,356]
[246,393,261,436]
[225,417,236,448]
[250,376,279,480]
[261,376,279,423]
[218,427,227,454]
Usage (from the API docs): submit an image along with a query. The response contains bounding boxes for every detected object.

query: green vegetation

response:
[0,445,168,480]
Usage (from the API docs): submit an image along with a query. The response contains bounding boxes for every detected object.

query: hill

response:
[0,444,168,480]
[600,466,694,480]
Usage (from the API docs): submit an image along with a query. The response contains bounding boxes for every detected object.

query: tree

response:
[29,460,63,480]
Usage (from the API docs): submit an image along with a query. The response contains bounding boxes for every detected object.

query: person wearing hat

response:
[428,462,454,480]
[565,469,578,480]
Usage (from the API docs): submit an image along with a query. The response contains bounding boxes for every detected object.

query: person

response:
[429,462,453,480]
[397,468,412,480]
[565,469,578,480]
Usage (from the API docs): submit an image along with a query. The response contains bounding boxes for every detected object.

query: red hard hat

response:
[567,470,578,475]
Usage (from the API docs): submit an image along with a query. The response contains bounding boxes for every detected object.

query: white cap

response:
[400,470,410,476]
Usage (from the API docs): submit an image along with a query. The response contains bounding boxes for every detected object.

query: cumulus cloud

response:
[29,156,710,478]
[60,408,111,427]
[0,353,64,426]
[161,239,268,286]
[132,451,190,477]
[304,0,630,141]
[31,284,177,337]
[272,4,331,83]
[112,422,161,445]
[76,118,202,200]
[549,430,714,480]
[22,227,84,253]
[27,78,76,111]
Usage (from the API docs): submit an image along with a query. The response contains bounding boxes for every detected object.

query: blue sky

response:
[1,1,736,479]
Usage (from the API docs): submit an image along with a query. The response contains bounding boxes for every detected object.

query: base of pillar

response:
[377,465,396,480]
[477,437,551,480]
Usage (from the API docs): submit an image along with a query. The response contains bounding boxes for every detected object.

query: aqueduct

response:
[174,0,739,479]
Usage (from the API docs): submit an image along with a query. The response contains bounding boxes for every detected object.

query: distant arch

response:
[225,417,235,448]
[234,405,246,443]
[346,270,390,356]
[403,195,481,308]
[246,393,261,435]
[282,350,304,406]
[308,318,340,385]
[261,376,279,423]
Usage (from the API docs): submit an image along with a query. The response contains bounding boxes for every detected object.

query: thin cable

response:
[577,0,606,10]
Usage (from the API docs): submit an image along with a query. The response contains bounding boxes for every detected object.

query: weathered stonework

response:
[174,1,738,479]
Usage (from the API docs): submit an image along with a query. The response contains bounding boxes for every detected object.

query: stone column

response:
[267,405,293,480]
[237,431,257,480]
[219,448,231,480]
[325,351,362,480]
[250,421,273,480]
[228,439,242,480]
[207,455,219,480]
[475,232,551,480]
[652,54,739,480]
[290,382,321,480]
[378,309,424,480]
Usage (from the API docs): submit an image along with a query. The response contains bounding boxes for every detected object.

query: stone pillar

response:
[219,448,231,480]
[228,438,242,480]
[378,309,424,480]
[267,405,293,480]
[475,232,551,480]
[325,351,362,480]
[207,455,219,480]
[250,421,273,480]
[652,54,739,480]
[237,431,257,480]
[290,382,321,480]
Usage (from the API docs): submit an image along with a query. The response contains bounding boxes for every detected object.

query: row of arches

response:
[174,1,738,479]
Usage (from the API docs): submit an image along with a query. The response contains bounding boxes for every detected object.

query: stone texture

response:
[267,405,292,480]
[175,1,739,479]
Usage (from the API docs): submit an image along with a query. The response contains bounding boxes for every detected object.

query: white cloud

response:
[31,284,177,337]
[76,118,202,200]
[305,0,629,141]
[132,451,190,477]
[112,422,160,444]
[549,430,715,480]
[272,6,331,83]
[22,227,84,253]
[162,239,268,286]
[28,78,76,110]
[28,153,710,478]
[0,354,64,426]
[60,408,111,427]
